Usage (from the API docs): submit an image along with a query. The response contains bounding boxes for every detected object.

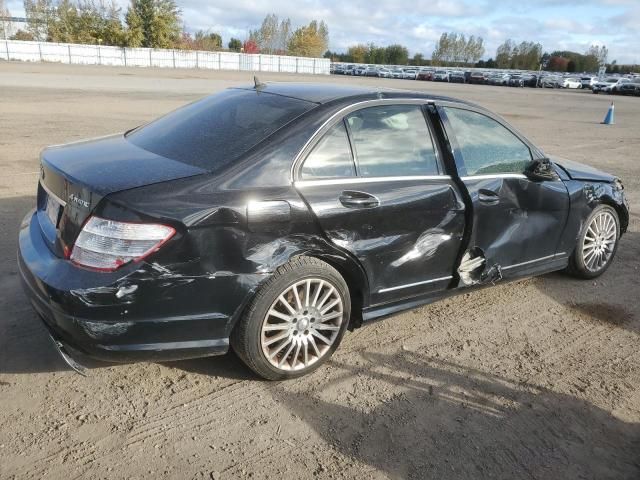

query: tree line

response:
[327,34,636,73]
[3,2,637,72]
[7,2,328,57]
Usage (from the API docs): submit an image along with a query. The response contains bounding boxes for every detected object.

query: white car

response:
[354,65,368,76]
[563,78,582,89]
[390,68,404,79]
[580,77,597,89]
[592,77,630,94]
[402,69,417,79]
[433,70,449,82]
[377,68,392,78]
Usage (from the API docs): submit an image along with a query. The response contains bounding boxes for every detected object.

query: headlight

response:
[614,178,624,192]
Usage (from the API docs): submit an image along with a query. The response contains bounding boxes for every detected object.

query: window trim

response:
[436,103,544,178]
[299,119,357,181]
[292,99,446,182]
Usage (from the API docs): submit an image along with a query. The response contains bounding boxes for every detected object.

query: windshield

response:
[127,89,315,172]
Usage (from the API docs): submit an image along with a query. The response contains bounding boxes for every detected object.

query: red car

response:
[416,70,433,81]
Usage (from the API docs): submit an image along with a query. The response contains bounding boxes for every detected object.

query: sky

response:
[5,0,640,64]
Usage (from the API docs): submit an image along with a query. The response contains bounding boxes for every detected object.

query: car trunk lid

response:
[37,134,206,258]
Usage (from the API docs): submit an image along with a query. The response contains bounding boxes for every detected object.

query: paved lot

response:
[0,61,639,479]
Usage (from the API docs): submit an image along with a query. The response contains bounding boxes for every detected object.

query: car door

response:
[438,104,570,282]
[294,101,466,306]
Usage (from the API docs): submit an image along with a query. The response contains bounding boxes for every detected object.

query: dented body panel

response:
[17,83,629,365]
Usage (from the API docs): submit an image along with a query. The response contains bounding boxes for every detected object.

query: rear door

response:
[295,101,466,306]
[438,104,569,282]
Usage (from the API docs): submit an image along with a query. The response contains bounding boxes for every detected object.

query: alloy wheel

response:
[582,210,617,272]
[260,278,344,371]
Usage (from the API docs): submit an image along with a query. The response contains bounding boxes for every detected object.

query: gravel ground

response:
[0,61,639,480]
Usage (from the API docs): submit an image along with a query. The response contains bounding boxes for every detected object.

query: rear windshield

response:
[126,88,315,171]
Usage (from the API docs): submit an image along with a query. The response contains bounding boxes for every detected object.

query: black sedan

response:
[618,81,640,96]
[18,83,629,380]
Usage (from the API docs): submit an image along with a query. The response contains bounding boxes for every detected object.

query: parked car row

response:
[329,63,640,96]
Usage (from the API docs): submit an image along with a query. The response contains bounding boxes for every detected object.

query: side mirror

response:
[525,158,557,182]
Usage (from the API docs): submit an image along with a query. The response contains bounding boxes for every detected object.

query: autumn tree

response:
[432,32,484,66]
[495,39,542,70]
[243,38,258,53]
[249,13,290,54]
[347,44,368,63]
[192,30,222,50]
[587,45,608,66]
[11,29,35,40]
[1,0,11,39]
[24,0,56,41]
[287,20,328,58]
[125,0,181,48]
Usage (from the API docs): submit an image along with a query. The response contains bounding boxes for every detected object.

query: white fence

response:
[0,40,330,75]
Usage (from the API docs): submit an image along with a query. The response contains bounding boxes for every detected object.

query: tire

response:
[566,204,620,279]
[231,256,351,380]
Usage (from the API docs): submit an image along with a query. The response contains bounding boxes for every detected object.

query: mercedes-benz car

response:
[18,83,629,380]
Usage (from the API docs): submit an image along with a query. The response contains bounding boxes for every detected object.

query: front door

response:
[439,105,570,281]
[295,102,466,305]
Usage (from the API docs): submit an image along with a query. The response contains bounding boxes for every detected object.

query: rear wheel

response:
[231,257,350,380]
[567,205,620,279]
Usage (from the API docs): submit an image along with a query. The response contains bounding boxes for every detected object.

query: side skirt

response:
[361,257,568,324]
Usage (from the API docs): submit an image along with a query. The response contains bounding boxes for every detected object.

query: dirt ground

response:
[0,62,639,480]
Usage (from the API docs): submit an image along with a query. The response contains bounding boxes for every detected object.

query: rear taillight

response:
[70,216,175,271]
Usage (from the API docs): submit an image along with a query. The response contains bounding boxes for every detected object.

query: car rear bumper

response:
[18,210,231,363]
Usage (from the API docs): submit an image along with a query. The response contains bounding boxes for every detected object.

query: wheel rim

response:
[261,278,344,371]
[582,211,617,272]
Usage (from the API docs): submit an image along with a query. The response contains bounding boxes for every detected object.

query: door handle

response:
[478,189,500,205]
[339,190,380,209]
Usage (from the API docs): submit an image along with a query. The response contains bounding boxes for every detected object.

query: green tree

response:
[228,37,241,52]
[287,19,328,57]
[412,53,424,66]
[385,44,409,65]
[47,0,78,43]
[125,0,181,48]
[124,4,143,46]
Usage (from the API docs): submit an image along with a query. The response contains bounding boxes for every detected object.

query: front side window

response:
[301,122,355,179]
[443,107,532,175]
[346,105,439,177]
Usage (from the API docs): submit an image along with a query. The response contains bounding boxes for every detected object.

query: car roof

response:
[233,82,471,107]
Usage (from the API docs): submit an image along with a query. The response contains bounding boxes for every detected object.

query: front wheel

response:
[231,257,351,380]
[567,205,620,279]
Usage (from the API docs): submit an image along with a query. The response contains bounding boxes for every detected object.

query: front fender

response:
[557,180,629,256]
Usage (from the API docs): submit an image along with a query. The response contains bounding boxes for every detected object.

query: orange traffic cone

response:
[602,102,615,125]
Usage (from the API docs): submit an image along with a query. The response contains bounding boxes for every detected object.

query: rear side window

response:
[301,122,355,179]
[126,89,315,172]
[346,105,439,177]
[443,107,532,175]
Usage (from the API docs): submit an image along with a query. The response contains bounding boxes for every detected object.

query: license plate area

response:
[45,193,62,228]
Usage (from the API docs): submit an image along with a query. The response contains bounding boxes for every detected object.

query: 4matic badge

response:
[68,193,90,208]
